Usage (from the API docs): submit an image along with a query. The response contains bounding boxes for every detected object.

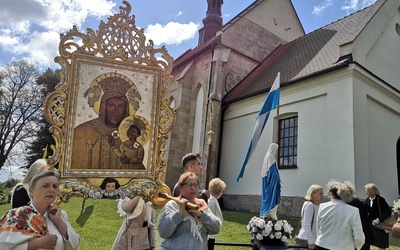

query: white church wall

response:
[366,97,400,202]
[352,70,400,203]
[220,72,359,197]
[245,0,304,42]
[343,0,400,90]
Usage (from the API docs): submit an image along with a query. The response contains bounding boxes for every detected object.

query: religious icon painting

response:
[42,1,175,205]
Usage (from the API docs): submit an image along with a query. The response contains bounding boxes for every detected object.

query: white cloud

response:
[359,0,376,8]
[341,0,359,12]
[0,31,20,48]
[145,21,199,46]
[341,0,377,13]
[0,0,116,69]
[312,0,376,16]
[312,0,333,16]
[38,0,115,32]
[0,166,24,182]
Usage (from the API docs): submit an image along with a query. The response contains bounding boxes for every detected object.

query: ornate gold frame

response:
[43,1,175,206]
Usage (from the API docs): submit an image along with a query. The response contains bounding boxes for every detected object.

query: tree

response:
[0,59,42,169]
[24,68,60,166]
[3,178,20,188]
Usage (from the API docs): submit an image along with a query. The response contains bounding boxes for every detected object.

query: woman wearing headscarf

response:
[71,73,141,169]
[260,143,280,220]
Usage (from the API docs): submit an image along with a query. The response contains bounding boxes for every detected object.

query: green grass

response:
[0,198,399,249]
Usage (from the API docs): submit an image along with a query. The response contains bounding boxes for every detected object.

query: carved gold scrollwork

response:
[43,1,175,206]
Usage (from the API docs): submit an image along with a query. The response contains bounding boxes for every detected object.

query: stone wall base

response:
[222,194,305,218]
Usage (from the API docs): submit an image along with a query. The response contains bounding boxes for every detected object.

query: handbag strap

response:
[311,205,315,230]
[125,214,130,228]
[377,197,381,216]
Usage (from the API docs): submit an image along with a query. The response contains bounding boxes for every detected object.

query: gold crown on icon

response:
[97,73,130,95]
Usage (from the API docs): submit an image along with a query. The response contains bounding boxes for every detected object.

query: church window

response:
[278,116,298,169]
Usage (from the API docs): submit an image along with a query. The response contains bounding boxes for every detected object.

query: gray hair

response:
[29,171,60,190]
[326,180,355,203]
[23,159,49,185]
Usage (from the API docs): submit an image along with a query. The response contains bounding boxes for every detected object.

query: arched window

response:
[192,87,204,153]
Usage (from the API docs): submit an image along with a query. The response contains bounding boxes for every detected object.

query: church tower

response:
[198,0,223,45]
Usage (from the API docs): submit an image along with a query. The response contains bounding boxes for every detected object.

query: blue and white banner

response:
[236,72,280,182]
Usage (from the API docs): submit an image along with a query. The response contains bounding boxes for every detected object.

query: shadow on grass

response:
[76,205,94,227]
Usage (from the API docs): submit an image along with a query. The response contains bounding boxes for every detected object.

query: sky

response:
[0,0,377,71]
[0,0,377,181]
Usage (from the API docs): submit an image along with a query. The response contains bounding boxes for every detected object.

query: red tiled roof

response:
[223,0,385,104]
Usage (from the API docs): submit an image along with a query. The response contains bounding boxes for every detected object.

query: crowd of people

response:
[296,181,393,250]
[0,154,395,250]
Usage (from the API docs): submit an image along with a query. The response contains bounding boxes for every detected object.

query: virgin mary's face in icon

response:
[105,97,126,128]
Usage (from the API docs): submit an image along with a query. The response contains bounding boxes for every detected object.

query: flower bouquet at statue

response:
[247,216,293,248]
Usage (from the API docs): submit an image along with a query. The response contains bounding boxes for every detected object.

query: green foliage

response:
[0,198,398,250]
[3,178,20,188]
[24,68,61,167]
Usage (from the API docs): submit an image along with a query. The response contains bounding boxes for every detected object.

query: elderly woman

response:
[296,184,324,250]
[11,159,50,208]
[364,183,391,250]
[316,180,365,250]
[0,171,80,250]
[207,178,226,250]
[158,172,221,250]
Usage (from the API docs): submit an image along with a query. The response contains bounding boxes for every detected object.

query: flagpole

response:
[276,105,280,144]
[275,104,280,167]
[275,74,280,167]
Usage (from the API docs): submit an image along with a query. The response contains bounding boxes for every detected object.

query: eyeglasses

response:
[182,182,199,188]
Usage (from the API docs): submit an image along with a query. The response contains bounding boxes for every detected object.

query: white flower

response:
[257,219,265,229]
[274,223,282,231]
[283,224,292,233]
[256,233,264,240]
[264,224,272,234]
[247,216,293,243]
[393,199,400,214]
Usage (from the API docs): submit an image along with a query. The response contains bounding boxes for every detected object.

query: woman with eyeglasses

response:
[157,172,221,250]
